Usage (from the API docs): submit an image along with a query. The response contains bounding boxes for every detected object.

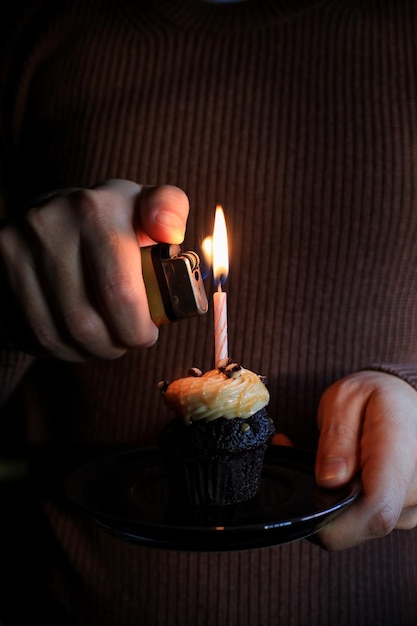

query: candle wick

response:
[216,273,226,290]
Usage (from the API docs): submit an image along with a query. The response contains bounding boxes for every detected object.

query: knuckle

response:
[323,419,357,443]
[30,319,62,355]
[25,204,56,241]
[76,189,125,244]
[76,186,124,222]
[321,372,372,406]
[104,273,139,309]
[63,307,128,358]
[64,308,102,347]
[74,188,105,223]
[367,502,399,538]
[25,206,44,231]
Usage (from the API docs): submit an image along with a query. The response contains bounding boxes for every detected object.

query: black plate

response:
[65,445,361,552]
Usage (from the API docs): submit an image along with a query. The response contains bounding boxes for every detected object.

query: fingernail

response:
[153,210,185,243]
[318,457,347,482]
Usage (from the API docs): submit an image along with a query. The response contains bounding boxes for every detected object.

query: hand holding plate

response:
[315,370,417,550]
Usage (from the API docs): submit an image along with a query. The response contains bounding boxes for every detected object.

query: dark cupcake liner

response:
[162,446,267,506]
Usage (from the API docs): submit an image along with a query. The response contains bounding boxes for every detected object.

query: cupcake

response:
[158,358,275,506]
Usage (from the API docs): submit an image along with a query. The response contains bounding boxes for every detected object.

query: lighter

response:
[141,243,208,326]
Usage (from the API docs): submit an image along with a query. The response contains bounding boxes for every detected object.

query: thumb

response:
[315,385,362,489]
[138,185,189,245]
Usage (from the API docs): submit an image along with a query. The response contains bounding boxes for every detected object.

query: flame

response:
[201,236,213,264]
[212,205,229,285]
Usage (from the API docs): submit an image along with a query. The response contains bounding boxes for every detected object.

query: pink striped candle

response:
[212,206,229,367]
[214,284,228,366]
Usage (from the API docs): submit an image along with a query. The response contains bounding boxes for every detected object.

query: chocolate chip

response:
[225,363,242,378]
[188,367,202,377]
[217,357,233,371]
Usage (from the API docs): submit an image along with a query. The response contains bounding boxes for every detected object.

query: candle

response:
[213,285,228,366]
[212,205,229,366]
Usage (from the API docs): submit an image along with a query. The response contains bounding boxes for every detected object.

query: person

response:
[1,0,417,623]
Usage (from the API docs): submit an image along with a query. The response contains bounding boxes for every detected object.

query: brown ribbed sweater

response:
[1,0,417,624]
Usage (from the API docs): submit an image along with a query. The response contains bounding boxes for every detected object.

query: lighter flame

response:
[212,205,229,285]
[201,236,213,264]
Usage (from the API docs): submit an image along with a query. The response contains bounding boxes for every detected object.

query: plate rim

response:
[65,445,361,551]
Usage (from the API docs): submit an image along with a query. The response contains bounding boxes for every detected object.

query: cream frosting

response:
[163,367,270,423]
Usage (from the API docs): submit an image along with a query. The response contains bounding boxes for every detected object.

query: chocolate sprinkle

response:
[188,367,202,377]
[217,357,233,371]
[225,363,242,378]
[158,380,170,393]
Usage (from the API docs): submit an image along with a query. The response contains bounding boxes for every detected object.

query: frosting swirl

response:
[163,367,270,423]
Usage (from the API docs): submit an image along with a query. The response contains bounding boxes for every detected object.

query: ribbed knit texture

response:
[1,0,417,624]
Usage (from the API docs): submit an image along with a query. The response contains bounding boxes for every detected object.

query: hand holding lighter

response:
[141,243,208,326]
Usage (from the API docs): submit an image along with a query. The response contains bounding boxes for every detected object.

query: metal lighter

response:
[140,243,208,326]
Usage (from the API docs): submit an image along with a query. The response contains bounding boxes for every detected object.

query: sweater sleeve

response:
[363,363,417,393]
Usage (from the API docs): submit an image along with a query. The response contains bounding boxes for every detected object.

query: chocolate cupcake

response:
[159,359,275,506]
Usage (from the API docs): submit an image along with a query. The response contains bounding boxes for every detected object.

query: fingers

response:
[271,433,293,446]
[316,464,401,551]
[315,374,365,488]
[1,195,135,360]
[138,184,189,245]
[81,181,189,348]
[95,180,189,245]
[0,179,190,361]
[0,223,74,357]
[76,185,159,351]
[315,452,407,551]
[315,372,417,551]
